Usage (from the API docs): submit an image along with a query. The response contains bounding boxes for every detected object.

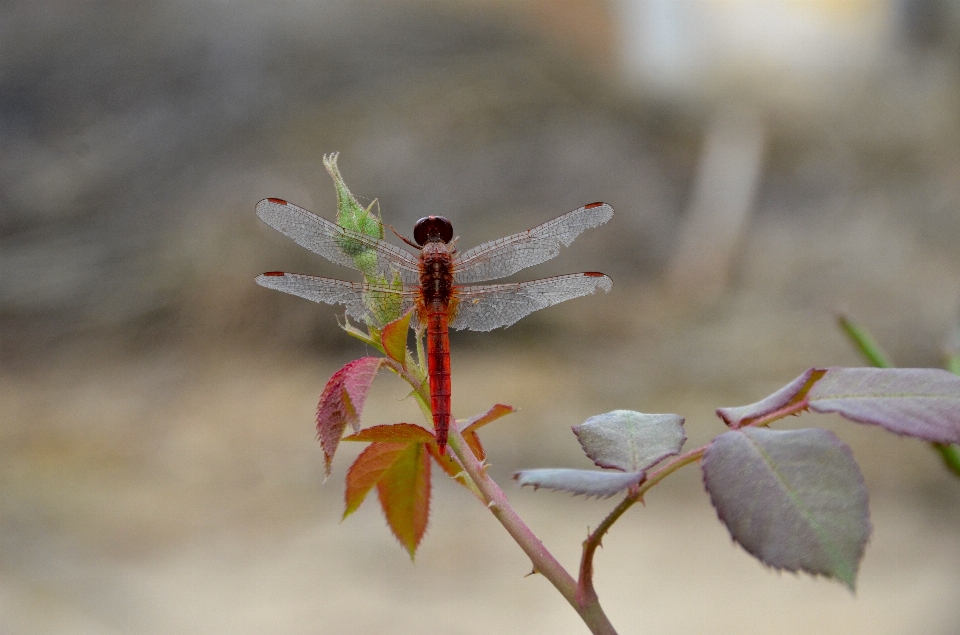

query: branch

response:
[446,426,618,635]
[579,445,707,605]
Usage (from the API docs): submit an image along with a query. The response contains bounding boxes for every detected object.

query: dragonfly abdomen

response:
[426,306,452,452]
[419,242,456,452]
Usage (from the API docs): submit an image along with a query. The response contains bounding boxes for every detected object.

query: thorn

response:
[524,566,540,578]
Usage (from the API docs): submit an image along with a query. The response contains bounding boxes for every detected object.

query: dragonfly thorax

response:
[418,241,456,305]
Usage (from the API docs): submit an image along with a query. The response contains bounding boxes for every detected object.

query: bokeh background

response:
[3,1,960,633]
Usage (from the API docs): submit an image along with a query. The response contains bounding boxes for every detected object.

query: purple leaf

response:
[572,410,685,472]
[809,367,960,444]
[717,368,826,428]
[702,427,870,590]
[513,469,645,499]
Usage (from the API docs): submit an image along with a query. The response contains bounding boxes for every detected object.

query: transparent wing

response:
[256,198,421,284]
[453,203,614,284]
[449,273,612,332]
[255,273,418,328]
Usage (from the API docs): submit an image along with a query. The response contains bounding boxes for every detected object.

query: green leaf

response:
[316,357,384,475]
[341,317,381,349]
[377,443,431,558]
[573,410,685,472]
[513,468,645,499]
[381,308,414,364]
[702,427,870,590]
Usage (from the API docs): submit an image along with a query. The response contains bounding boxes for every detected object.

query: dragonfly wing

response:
[256,198,421,284]
[453,202,614,283]
[256,273,417,328]
[449,272,612,332]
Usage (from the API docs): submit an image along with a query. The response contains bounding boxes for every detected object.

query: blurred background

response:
[3,0,960,633]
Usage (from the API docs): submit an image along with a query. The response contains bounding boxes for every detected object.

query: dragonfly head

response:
[413,216,454,246]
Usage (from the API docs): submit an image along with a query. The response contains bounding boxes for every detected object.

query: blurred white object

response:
[666,106,765,302]
[614,0,891,101]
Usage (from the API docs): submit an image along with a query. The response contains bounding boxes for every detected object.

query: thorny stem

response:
[445,425,618,635]
[385,328,616,633]
[577,397,809,602]
[578,445,707,604]
[738,399,810,430]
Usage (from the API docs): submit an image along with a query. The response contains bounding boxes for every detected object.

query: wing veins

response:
[255,273,418,328]
[450,272,612,331]
[256,199,421,284]
[453,203,613,284]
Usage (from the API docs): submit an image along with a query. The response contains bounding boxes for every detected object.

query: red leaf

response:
[377,443,431,558]
[427,444,464,479]
[460,404,516,434]
[344,423,436,444]
[456,404,515,462]
[317,357,384,475]
[343,442,409,519]
[381,308,415,363]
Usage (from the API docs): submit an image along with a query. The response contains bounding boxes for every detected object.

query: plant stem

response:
[934,443,960,478]
[578,445,707,604]
[401,325,617,632]
[446,427,618,635]
[837,313,894,368]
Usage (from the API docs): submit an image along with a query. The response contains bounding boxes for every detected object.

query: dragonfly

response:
[255,197,614,453]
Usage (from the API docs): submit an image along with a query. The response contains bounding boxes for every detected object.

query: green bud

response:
[324,152,385,281]
[324,153,383,240]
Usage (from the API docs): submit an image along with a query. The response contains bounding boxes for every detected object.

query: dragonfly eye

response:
[413,216,454,245]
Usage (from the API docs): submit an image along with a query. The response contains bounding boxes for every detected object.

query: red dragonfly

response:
[255,198,613,453]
